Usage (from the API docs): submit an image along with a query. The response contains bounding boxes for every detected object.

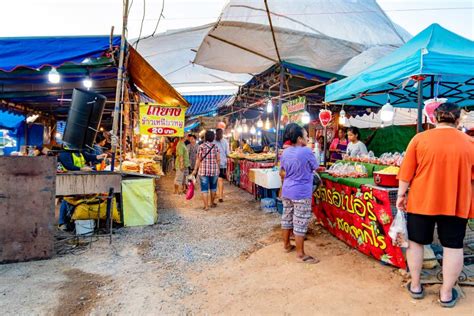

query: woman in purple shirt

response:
[280,123,319,264]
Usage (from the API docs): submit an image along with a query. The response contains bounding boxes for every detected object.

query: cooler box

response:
[250,168,282,189]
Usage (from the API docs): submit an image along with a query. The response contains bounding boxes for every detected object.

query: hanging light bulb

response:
[48,67,61,84]
[266,99,273,113]
[257,117,263,128]
[83,77,93,89]
[380,95,394,122]
[301,111,311,125]
[250,125,256,135]
[264,118,271,130]
[339,108,346,125]
[243,123,249,133]
[237,125,243,133]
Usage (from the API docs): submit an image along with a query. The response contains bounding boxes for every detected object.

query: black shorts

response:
[407,213,468,249]
[219,168,227,179]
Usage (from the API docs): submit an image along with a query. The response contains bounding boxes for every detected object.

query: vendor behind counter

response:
[58,147,107,171]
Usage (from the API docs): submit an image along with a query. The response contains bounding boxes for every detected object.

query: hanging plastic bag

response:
[185,180,195,200]
[388,209,409,248]
[185,175,196,200]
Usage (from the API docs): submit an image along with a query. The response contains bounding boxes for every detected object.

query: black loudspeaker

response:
[62,88,107,150]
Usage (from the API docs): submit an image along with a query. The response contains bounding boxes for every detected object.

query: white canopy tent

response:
[135,24,252,95]
[194,0,411,75]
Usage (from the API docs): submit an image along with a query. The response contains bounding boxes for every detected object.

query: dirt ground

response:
[0,175,472,315]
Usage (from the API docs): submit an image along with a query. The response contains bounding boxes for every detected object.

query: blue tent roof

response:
[0,110,24,130]
[0,36,121,72]
[325,24,474,108]
[184,95,232,116]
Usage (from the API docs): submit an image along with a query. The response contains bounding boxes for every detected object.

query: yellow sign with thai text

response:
[139,103,185,137]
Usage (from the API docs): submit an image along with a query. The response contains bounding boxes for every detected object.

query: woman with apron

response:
[329,128,348,162]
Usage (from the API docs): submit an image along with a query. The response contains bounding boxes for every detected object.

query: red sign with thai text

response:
[313,179,406,268]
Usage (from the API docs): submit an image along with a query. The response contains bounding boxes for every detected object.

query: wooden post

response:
[111,0,129,171]
[274,64,284,163]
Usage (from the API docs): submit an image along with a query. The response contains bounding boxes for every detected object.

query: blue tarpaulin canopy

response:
[0,110,24,130]
[184,95,232,116]
[0,36,121,72]
[325,24,474,108]
[0,36,187,120]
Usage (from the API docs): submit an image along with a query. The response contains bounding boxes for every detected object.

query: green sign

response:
[281,96,306,126]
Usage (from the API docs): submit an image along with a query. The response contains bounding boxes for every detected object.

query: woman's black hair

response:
[188,134,197,140]
[205,130,215,142]
[347,126,361,140]
[96,133,106,144]
[435,102,460,124]
[283,123,304,144]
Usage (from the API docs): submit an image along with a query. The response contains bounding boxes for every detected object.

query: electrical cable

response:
[134,0,146,50]
[150,0,165,38]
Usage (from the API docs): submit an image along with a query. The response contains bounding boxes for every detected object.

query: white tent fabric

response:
[136,24,252,95]
[194,0,411,75]
[348,109,474,129]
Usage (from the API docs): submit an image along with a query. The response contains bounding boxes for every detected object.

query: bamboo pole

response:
[111,0,129,172]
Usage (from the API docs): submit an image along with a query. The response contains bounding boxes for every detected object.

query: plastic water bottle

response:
[314,145,324,166]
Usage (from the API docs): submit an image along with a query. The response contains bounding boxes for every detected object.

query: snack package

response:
[388,209,409,248]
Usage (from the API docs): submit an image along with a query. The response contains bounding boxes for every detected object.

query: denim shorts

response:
[200,175,218,193]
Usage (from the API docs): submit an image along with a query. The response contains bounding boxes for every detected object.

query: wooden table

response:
[56,171,122,196]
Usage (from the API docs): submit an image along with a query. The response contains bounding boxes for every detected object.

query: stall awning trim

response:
[184,95,233,116]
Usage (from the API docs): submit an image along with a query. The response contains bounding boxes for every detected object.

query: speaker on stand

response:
[63,88,107,150]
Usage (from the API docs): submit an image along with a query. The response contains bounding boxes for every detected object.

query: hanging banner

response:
[281,96,306,126]
[139,103,185,137]
[313,179,406,269]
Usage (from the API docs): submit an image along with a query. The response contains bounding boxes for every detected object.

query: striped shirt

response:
[198,142,220,176]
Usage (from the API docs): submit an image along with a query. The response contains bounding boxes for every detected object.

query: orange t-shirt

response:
[398,127,474,219]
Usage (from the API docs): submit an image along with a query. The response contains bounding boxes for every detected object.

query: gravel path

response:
[0,174,281,315]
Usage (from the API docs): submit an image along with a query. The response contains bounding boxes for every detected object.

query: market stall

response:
[0,35,187,260]
[313,155,406,268]
[318,23,474,269]
[227,152,276,195]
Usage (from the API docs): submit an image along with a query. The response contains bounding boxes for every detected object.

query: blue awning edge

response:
[0,36,121,72]
[184,95,232,116]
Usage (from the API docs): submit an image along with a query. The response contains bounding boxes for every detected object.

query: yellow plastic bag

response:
[68,197,121,223]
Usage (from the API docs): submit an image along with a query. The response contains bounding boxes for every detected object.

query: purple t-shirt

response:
[281,146,318,200]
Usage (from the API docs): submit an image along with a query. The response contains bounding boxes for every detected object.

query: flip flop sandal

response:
[211,203,218,208]
[297,255,320,264]
[406,282,425,299]
[218,199,224,203]
[439,288,459,308]
[284,245,296,253]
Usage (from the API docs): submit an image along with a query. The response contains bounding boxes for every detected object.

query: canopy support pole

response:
[208,34,277,63]
[274,64,284,163]
[264,0,282,62]
[111,0,129,172]
[417,80,424,133]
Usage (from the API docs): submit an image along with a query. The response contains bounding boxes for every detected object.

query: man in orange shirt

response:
[397,102,474,308]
